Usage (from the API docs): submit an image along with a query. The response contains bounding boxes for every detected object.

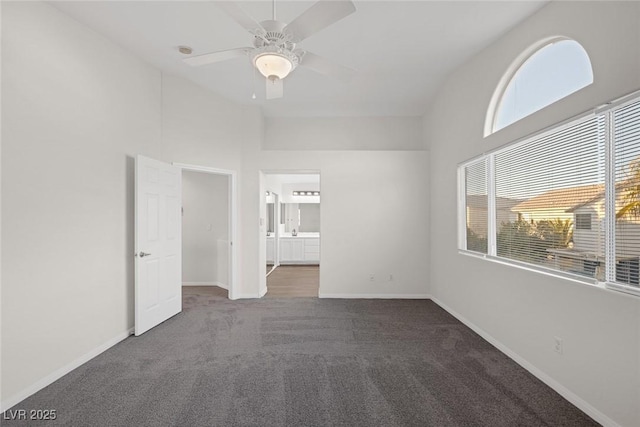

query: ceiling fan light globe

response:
[254,53,293,80]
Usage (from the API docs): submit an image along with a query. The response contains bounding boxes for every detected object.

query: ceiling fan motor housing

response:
[253,20,294,49]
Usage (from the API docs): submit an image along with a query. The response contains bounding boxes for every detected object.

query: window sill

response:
[458,249,640,298]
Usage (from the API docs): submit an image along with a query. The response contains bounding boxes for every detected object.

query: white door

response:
[135,155,182,336]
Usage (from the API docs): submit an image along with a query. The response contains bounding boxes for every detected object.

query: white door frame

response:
[266,191,280,277]
[173,163,238,300]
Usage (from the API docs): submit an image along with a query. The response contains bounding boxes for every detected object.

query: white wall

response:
[0,1,4,402]
[1,1,245,409]
[257,121,429,298]
[239,108,266,298]
[250,150,430,299]
[265,116,424,150]
[424,2,640,426]
[182,171,229,287]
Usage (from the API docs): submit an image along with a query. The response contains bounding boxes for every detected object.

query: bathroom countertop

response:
[279,232,320,238]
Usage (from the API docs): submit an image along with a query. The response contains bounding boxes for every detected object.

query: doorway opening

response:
[263,172,320,298]
[266,190,278,277]
[176,163,237,304]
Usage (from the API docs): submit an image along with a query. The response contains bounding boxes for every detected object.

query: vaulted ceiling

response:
[52,1,547,117]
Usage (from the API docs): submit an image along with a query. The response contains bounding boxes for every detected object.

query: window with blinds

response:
[613,100,640,287]
[464,160,488,254]
[459,91,640,296]
[494,117,604,278]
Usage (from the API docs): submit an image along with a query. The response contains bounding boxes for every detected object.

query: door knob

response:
[138,252,151,258]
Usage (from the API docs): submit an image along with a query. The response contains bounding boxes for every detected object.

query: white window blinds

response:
[493,117,604,278]
[459,91,640,296]
[464,160,488,254]
[613,99,640,287]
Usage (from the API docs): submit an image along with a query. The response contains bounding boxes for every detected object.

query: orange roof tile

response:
[512,184,604,212]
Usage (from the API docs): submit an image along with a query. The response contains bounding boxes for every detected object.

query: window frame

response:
[484,36,593,137]
[459,158,490,255]
[460,89,640,298]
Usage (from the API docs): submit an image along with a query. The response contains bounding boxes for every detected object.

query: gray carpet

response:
[3,296,598,426]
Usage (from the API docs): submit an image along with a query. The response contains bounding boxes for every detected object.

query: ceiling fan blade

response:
[284,0,356,42]
[216,2,265,34]
[183,48,251,67]
[300,51,356,82]
[266,78,284,100]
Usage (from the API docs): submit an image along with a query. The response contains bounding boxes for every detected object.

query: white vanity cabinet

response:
[303,238,320,262]
[280,236,319,264]
[280,238,304,261]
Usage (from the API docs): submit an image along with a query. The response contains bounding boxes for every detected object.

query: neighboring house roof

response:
[512,177,640,213]
[497,197,525,211]
[466,195,523,210]
[513,183,604,213]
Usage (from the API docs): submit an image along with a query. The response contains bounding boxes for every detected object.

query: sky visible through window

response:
[495,40,593,132]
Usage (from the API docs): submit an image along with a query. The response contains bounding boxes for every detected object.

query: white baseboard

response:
[233,293,262,299]
[0,327,134,413]
[429,297,620,427]
[182,281,228,290]
[319,293,431,299]
[233,287,268,299]
[280,262,320,265]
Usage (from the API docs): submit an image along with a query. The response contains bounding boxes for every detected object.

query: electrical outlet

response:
[554,336,563,354]
[388,274,393,281]
[369,274,375,282]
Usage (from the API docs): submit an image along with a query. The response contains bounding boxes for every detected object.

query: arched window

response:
[486,38,593,135]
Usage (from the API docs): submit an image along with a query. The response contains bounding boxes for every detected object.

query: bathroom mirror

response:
[266,202,275,233]
[282,203,320,232]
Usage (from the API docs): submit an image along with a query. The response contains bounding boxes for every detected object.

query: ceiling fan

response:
[183,0,357,99]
